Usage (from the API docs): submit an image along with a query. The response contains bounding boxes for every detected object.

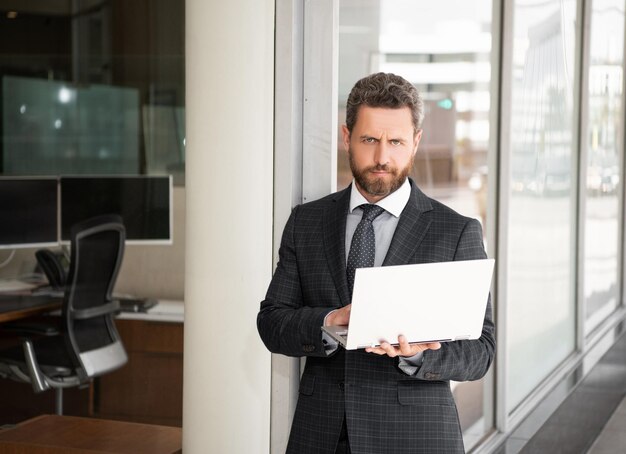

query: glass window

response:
[0,2,185,183]
[338,0,495,448]
[584,0,623,335]
[506,0,578,412]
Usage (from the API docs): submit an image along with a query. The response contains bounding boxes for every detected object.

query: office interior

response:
[0,0,185,437]
[0,0,625,453]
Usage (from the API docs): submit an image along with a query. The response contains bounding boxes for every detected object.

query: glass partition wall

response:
[505,0,579,414]
[291,0,626,451]
[0,1,186,427]
[338,0,493,235]
[583,0,624,336]
[0,2,185,183]
[338,1,496,449]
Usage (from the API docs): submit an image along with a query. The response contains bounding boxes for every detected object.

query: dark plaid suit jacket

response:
[257,179,495,454]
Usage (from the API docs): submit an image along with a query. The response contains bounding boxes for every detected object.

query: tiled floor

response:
[493,325,626,453]
[587,397,626,454]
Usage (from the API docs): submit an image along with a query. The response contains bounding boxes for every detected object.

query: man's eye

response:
[363,137,376,143]
[390,140,401,146]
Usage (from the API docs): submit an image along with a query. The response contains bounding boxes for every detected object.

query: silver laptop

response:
[322,259,495,350]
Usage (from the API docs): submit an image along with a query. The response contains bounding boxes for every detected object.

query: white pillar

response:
[183,1,274,452]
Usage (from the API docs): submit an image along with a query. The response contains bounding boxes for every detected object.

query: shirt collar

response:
[349,178,411,218]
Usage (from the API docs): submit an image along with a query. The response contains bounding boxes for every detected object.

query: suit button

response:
[424,372,439,380]
[302,345,315,353]
[338,382,344,391]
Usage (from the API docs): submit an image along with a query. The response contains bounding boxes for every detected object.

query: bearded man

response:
[257,72,495,454]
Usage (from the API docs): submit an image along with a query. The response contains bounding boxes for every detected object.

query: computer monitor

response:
[0,177,59,249]
[2,76,140,176]
[60,176,172,244]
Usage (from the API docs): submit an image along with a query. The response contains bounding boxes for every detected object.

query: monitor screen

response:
[2,76,140,176]
[0,177,58,249]
[60,176,172,243]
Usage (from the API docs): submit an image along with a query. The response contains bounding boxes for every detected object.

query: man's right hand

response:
[324,304,351,326]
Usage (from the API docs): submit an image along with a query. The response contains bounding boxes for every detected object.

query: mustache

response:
[367,164,393,172]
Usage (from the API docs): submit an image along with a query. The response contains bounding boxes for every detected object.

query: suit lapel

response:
[323,186,351,307]
[323,181,431,304]
[382,181,433,266]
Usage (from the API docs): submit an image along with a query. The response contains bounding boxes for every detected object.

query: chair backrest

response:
[35,249,67,290]
[62,214,128,381]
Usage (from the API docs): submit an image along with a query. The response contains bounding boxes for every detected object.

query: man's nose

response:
[374,141,390,165]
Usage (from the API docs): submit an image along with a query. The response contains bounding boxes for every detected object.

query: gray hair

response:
[345,72,424,135]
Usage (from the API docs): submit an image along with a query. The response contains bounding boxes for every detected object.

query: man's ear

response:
[341,124,351,152]
[413,129,423,155]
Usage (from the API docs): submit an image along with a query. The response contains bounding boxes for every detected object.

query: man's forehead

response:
[353,106,414,134]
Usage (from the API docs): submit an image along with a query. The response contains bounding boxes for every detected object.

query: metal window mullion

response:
[302,0,339,203]
[495,0,515,434]
[620,0,626,311]
[480,0,506,441]
[271,1,306,453]
[575,0,592,352]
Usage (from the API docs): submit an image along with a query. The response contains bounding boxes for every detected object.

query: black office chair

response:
[35,248,68,291]
[0,215,128,415]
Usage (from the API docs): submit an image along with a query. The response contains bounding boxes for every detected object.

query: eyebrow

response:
[358,134,407,143]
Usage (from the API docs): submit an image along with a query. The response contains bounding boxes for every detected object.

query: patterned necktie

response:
[347,204,386,296]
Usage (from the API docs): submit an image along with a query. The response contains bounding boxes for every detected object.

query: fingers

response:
[365,338,411,358]
[327,304,352,326]
[397,335,414,356]
[365,342,397,356]
[426,341,441,350]
[336,304,351,326]
[364,337,442,357]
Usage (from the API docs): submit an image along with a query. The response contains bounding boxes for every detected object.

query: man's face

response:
[342,106,422,203]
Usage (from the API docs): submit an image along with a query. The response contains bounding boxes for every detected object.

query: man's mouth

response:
[370,168,392,175]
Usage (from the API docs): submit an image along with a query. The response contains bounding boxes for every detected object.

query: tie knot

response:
[359,204,385,222]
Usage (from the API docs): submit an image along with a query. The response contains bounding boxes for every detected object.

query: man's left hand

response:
[365,335,441,357]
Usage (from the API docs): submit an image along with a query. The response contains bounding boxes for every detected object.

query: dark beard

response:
[349,150,413,198]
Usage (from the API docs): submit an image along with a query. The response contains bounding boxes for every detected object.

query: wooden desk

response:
[96,318,184,427]
[0,414,182,454]
[0,294,62,323]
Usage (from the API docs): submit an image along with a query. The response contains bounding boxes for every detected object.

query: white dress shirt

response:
[323,179,423,374]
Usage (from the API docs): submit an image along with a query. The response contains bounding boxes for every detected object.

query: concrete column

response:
[183,1,274,452]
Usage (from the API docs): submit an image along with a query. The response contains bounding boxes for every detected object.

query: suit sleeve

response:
[257,206,331,358]
[414,218,496,382]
